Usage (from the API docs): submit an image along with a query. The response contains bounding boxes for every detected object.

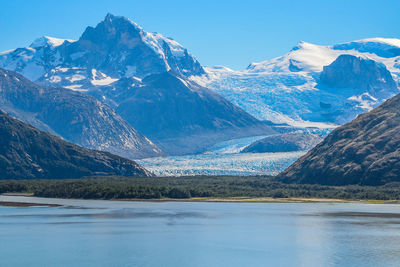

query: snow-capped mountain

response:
[195,38,400,127]
[0,13,204,90]
[0,14,276,155]
[0,68,163,159]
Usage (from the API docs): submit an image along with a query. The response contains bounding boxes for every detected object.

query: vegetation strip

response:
[1,176,400,201]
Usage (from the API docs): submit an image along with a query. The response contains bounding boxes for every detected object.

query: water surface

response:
[1,196,400,267]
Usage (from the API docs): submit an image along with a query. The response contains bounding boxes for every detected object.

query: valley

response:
[0,13,398,184]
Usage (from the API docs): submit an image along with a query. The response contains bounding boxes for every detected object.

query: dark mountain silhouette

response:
[0,109,151,179]
[278,94,400,185]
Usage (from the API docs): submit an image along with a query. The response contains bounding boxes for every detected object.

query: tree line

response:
[1,176,400,200]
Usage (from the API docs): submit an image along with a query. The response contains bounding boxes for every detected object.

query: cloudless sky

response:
[1,0,399,70]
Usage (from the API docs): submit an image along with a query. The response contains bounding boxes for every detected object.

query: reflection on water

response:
[1,196,400,267]
[2,210,209,219]
[322,211,400,218]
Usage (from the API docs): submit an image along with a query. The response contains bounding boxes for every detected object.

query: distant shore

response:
[155,197,400,204]
[1,193,398,207]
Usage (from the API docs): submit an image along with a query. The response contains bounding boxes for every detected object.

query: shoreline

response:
[0,201,61,207]
[1,193,399,206]
[116,197,399,204]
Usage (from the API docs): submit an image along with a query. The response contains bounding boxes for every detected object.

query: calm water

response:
[1,196,400,267]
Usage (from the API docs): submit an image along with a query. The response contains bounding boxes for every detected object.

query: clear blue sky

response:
[1,0,399,70]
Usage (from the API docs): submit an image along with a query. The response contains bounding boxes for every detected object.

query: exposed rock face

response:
[0,68,163,159]
[277,94,400,185]
[62,13,204,79]
[242,132,324,153]
[306,54,400,124]
[113,72,276,154]
[320,54,397,99]
[0,109,152,179]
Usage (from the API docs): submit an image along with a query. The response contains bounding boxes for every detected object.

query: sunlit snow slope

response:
[193,38,400,127]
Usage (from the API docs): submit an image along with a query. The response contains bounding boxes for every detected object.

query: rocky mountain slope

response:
[277,93,400,185]
[112,71,275,154]
[242,132,324,153]
[0,14,277,155]
[320,55,397,96]
[0,109,151,179]
[0,68,163,159]
[196,38,400,127]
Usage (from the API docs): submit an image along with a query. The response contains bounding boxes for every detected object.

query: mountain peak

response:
[2,13,204,83]
[78,13,145,46]
[30,36,74,48]
[333,37,400,58]
[102,13,143,32]
[290,41,319,52]
[105,12,115,21]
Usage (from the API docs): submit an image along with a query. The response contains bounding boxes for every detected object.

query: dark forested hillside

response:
[278,93,400,185]
[0,110,151,179]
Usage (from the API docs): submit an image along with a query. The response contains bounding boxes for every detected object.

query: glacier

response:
[193,38,400,127]
[137,129,329,176]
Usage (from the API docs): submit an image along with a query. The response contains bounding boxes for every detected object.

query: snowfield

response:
[137,151,305,176]
[193,38,400,127]
[137,131,328,176]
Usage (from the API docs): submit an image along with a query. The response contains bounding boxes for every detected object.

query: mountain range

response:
[0,109,151,179]
[2,16,399,132]
[0,14,276,155]
[1,13,399,181]
[197,38,400,127]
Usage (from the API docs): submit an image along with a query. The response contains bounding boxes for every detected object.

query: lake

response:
[1,196,400,267]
